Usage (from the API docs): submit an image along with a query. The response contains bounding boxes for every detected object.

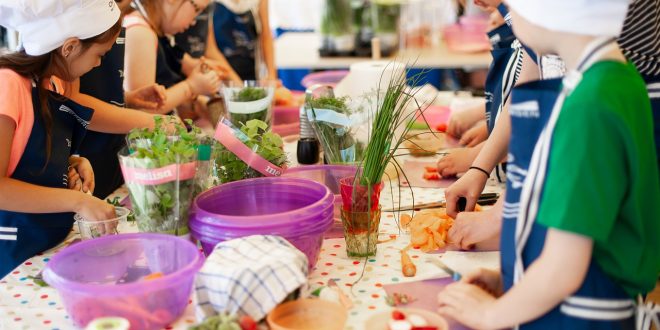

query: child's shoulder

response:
[0,69,32,94]
[0,69,31,85]
[123,12,154,32]
[567,61,648,115]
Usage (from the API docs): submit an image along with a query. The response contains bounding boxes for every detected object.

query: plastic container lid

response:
[192,177,334,230]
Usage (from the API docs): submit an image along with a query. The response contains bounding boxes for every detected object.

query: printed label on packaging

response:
[213,121,283,177]
[121,162,196,185]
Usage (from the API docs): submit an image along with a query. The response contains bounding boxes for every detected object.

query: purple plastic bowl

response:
[191,177,334,270]
[283,165,358,238]
[43,233,203,330]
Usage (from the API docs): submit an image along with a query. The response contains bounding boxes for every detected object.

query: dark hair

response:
[0,18,123,171]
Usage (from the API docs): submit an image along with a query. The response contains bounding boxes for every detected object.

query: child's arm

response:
[124,24,219,113]
[438,228,592,329]
[259,0,277,81]
[66,79,158,133]
[0,116,115,221]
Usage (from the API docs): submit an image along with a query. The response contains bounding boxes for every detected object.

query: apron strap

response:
[636,295,660,330]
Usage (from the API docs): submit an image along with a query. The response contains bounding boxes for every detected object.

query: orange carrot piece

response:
[401,250,417,277]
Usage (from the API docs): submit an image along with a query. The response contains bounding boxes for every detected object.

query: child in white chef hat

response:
[437,0,660,329]
[0,0,122,277]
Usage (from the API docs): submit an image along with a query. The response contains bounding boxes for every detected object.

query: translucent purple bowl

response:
[190,177,334,270]
[43,233,203,330]
[283,165,358,238]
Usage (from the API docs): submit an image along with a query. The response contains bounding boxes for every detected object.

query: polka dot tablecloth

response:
[0,164,504,330]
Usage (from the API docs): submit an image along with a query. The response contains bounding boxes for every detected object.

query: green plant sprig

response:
[356,65,432,187]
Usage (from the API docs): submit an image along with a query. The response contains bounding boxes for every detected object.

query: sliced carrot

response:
[401,250,417,277]
[142,272,164,281]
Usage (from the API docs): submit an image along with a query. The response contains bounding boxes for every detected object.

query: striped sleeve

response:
[618,0,660,76]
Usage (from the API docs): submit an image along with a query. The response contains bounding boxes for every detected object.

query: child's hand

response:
[68,156,95,194]
[125,84,167,110]
[437,281,497,329]
[436,147,479,177]
[199,57,230,81]
[187,65,221,96]
[444,169,490,218]
[76,194,116,222]
[67,166,82,191]
[448,210,501,250]
[460,268,503,297]
[459,121,488,147]
[448,105,485,138]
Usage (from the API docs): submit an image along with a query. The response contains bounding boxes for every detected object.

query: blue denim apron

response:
[78,28,126,199]
[502,38,637,329]
[0,85,93,277]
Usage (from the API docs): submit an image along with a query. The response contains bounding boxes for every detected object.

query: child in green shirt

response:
[438,0,660,328]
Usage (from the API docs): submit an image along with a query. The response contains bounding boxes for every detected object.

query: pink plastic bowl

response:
[443,23,490,53]
[43,233,203,330]
[301,70,350,89]
[272,105,300,136]
[190,177,334,271]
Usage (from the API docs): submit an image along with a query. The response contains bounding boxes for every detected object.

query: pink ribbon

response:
[121,162,196,185]
[213,122,283,177]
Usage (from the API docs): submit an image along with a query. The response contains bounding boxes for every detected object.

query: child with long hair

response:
[0,0,124,276]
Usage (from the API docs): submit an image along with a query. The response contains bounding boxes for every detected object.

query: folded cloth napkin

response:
[194,235,309,321]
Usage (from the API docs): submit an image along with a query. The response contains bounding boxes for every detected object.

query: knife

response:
[426,258,462,281]
[383,192,499,212]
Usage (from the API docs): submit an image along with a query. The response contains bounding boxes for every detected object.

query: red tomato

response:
[239,315,257,330]
[435,123,447,132]
[392,310,406,320]
[424,166,438,173]
[423,172,441,180]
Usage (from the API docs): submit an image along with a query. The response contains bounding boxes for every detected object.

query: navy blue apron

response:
[78,28,126,199]
[156,36,186,88]
[501,38,636,329]
[0,85,93,277]
[484,22,520,134]
[175,3,213,58]
[212,3,257,80]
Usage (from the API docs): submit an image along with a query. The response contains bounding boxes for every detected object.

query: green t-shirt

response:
[537,61,660,297]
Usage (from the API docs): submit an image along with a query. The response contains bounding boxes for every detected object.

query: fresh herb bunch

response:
[320,0,353,36]
[211,119,287,183]
[234,87,267,102]
[351,65,429,210]
[228,87,270,126]
[308,95,365,164]
[372,2,400,33]
[121,116,200,235]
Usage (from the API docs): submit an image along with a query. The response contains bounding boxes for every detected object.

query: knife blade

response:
[383,192,499,212]
[426,258,462,281]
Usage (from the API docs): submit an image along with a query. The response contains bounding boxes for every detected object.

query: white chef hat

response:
[506,0,631,37]
[0,0,121,56]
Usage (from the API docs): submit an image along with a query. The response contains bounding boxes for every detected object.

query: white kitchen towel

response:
[194,235,308,321]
